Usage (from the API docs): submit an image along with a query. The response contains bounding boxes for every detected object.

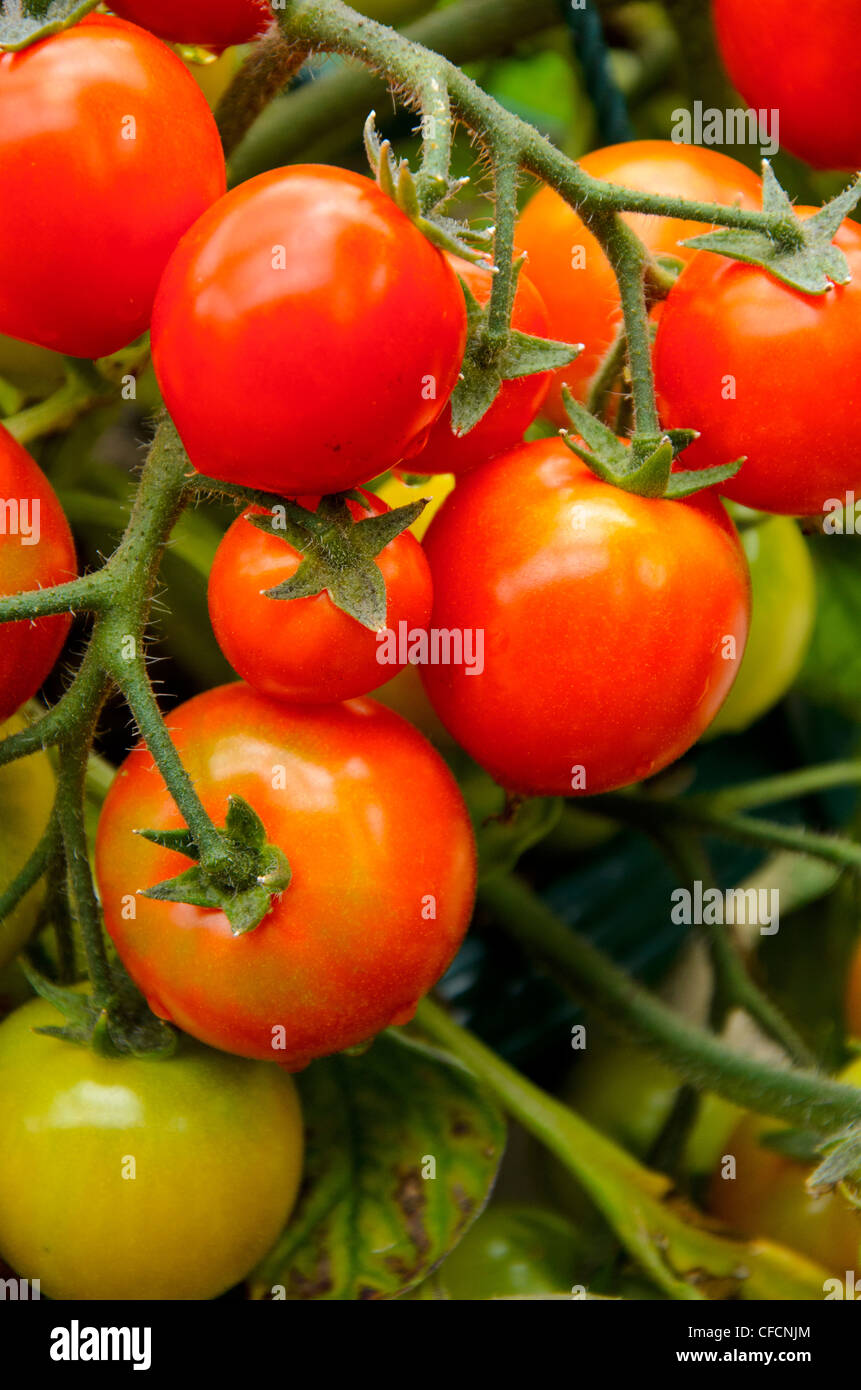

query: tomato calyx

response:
[20,959,177,1058]
[248,492,426,631]
[0,0,99,51]
[561,390,744,500]
[363,113,492,264]
[449,267,583,436]
[138,794,292,936]
[684,164,861,295]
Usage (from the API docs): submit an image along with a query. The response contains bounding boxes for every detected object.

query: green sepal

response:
[250,493,426,631]
[758,1126,826,1164]
[562,389,742,500]
[21,959,177,1059]
[450,275,582,436]
[0,0,99,50]
[364,113,492,263]
[682,164,861,294]
[808,1122,861,1195]
[135,827,200,858]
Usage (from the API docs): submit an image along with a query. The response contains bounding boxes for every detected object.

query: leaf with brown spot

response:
[249,1031,506,1301]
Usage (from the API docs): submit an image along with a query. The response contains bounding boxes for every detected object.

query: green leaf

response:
[0,0,99,49]
[809,1123,861,1194]
[682,164,861,294]
[249,1031,506,1301]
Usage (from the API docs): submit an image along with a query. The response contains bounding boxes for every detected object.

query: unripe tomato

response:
[0,16,226,358]
[207,493,433,702]
[407,257,553,475]
[0,715,56,971]
[427,1206,586,1300]
[95,685,476,1068]
[515,142,762,423]
[0,993,303,1300]
[655,214,861,517]
[713,0,861,171]
[708,519,815,735]
[110,1,272,48]
[709,1058,861,1274]
[0,426,77,724]
[152,165,467,496]
[420,438,750,797]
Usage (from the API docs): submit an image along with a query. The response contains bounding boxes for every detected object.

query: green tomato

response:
[709,517,815,736]
[428,1205,586,1299]
[0,714,55,970]
[0,994,304,1300]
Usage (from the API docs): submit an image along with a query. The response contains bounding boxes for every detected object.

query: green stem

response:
[0,572,106,623]
[478,873,861,1134]
[586,325,628,417]
[694,762,861,815]
[215,27,310,158]
[0,816,58,927]
[484,152,519,350]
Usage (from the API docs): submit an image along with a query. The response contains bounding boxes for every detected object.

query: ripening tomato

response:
[110,0,271,48]
[419,438,750,797]
[0,427,77,724]
[708,518,815,735]
[0,993,303,1300]
[407,257,553,475]
[152,165,467,496]
[845,944,861,1037]
[0,715,56,972]
[655,214,861,516]
[0,15,226,359]
[207,492,433,702]
[713,0,861,171]
[95,685,476,1068]
[709,1058,861,1274]
[373,471,456,541]
[515,142,762,423]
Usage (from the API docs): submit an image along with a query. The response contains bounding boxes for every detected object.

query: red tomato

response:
[208,492,433,702]
[655,213,861,517]
[406,257,553,475]
[151,165,467,496]
[714,0,861,171]
[110,0,272,48]
[419,438,750,797]
[515,142,762,423]
[0,427,76,724]
[95,685,476,1068]
[0,16,225,360]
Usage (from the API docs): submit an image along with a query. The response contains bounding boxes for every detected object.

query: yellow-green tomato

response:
[0,995,304,1300]
[709,517,815,735]
[0,714,55,970]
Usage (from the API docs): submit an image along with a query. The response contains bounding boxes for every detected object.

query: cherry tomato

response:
[419,438,750,797]
[110,0,272,48]
[655,214,861,517]
[0,992,303,1300]
[845,944,861,1037]
[0,426,77,724]
[0,16,226,359]
[708,518,815,735]
[709,1058,861,1274]
[0,714,56,971]
[407,257,553,475]
[207,492,432,703]
[95,685,476,1068]
[713,0,861,171]
[515,142,762,423]
[425,1205,587,1300]
[152,165,467,496]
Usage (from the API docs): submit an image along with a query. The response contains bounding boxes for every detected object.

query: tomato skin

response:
[419,438,750,797]
[708,519,815,735]
[0,993,303,1300]
[207,492,433,703]
[95,685,476,1068]
[655,215,861,517]
[408,258,553,475]
[709,1059,861,1274]
[0,16,225,359]
[428,1206,585,1300]
[0,427,77,724]
[515,142,762,423]
[0,715,56,971]
[845,944,861,1037]
[110,0,272,48]
[152,165,467,496]
[714,0,861,171]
